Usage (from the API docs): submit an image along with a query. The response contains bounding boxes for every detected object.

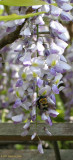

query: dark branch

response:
[0,7,37,50]
[0,19,27,50]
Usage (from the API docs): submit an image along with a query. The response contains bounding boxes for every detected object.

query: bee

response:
[37,95,56,112]
[37,96,49,111]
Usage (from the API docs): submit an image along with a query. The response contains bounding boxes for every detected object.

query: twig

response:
[0,19,27,50]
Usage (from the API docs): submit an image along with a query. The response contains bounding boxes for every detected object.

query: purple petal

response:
[13,99,21,108]
[6,26,16,33]
[46,116,52,126]
[8,87,14,93]
[50,68,56,76]
[50,94,56,104]
[16,79,23,87]
[52,84,59,94]
[60,11,72,21]
[12,114,23,123]
[21,130,28,136]
[49,109,59,117]
[21,96,27,103]
[38,142,44,154]
[2,102,8,108]
[23,121,30,129]
[44,127,52,136]
[31,132,36,140]
[31,115,36,121]
[37,77,43,88]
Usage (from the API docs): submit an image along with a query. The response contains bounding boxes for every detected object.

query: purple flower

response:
[60,3,72,12]
[23,121,30,130]
[60,11,72,21]
[50,94,56,104]
[50,68,56,76]
[2,102,8,108]
[13,99,21,108]
[44,127,52,136]
[16,79,23,87]
[2,1,72,152]
[31,132,36,140]
[46,116,52,126]
[38,141,44,154]
[50,20,66,34]
[21,96,27,103]
[12,114,23,123]
[21,130,28,136]
[6,26,16,33]
[52,84,59,94]
[37,77,43,88]
[8,87,14,93]
[48,109,59,117]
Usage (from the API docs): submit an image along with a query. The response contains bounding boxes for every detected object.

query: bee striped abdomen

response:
[39,98,48,105]
[37,96,49,111]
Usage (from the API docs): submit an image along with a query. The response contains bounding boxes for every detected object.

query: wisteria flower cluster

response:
[0,0,73,153]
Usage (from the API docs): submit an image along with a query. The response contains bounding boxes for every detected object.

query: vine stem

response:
[36,24,39,131]
[35,12,41,142]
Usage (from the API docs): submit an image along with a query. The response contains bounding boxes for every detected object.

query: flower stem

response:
[36,23,39,131]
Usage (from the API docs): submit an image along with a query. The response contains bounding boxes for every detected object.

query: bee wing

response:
[47,97,55,105]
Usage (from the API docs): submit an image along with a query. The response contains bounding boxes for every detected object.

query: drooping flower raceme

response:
[0,0,72,154]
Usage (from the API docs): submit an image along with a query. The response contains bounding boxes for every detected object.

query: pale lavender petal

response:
[50,94,56,104]
[19,52,31,66]
[21,96,27,103]
[51,6,62,17]
[31,115,36,121]
[50,68,56,76]
[60,3,72,12]
[12,114,23,123]
[44,127,52,136]
[60,11,72,21]
[50,21,66,34]
[31,132,36,140]
[13,99,21,108]
[37,41,45,52]
[32,5,42,9]
[2,102,8,108]
[14,44,22,52]
[31,107,36,121]
[37,77,43,88]
[23,121,30,129]
[6,26,16,33]
[46,116,52,126]
[56,0,69,6]
[21,130,28,136]
[55,38,68,49]
[41,113,47,121]
[52,84,59,94]
[38,142,44,154]
[8,87,14,93]
[24,27,31,36]
[35,16,45,25]
[49,109,59,117]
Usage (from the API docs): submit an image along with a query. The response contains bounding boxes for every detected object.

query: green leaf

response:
[50,3,57,6]
[0,11,45,21]
[0,0,48,6]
